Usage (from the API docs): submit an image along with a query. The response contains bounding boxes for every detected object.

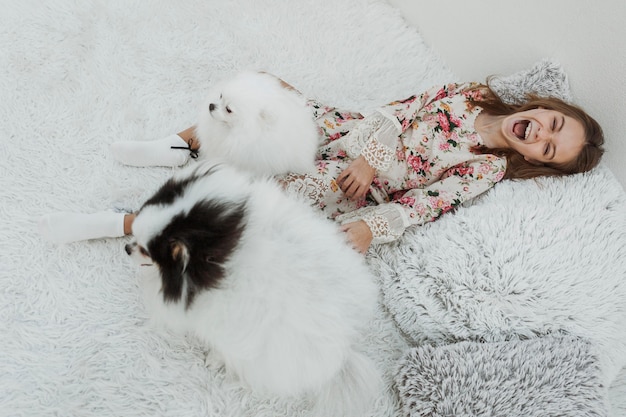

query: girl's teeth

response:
[524,122,531,140]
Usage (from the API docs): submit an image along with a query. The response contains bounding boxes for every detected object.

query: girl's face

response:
[502,108,585,165]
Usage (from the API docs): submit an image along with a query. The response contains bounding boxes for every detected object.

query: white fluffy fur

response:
[132,164,382,417]
[6,2,626,415]
[194,72,320,176]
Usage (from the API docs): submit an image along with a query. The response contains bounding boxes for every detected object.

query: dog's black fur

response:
[141,165,219,208]
[139,167,247,308]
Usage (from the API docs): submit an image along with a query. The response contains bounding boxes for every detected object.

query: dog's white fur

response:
[195,71,320,176]
[130,164,382,416]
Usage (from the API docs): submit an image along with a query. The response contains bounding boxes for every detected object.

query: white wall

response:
[387,0,626,189]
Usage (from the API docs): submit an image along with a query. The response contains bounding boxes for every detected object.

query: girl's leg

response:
[38,212,136,244]
[123,213,136,235]
[110,126,200,167]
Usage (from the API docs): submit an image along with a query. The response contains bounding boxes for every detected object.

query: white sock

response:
[110,134,192,167]
[38,211,126,244]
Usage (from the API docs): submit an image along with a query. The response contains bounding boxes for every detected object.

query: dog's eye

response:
[225,106,232,114]
[139,246,150,257]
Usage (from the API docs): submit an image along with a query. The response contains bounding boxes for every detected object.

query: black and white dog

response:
[126,163,381,416]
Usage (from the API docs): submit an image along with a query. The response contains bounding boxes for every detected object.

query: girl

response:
[39,79,604,253]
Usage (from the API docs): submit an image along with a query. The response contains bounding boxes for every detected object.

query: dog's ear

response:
[170,239,189,268]
[154,237,190,305]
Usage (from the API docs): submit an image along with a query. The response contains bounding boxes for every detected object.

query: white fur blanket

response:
[1,1,625,416]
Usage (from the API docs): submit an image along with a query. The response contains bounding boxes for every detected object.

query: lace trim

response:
[344,111,398,172]
[376,110,403,134]
[337,204,408,245]
[362,214,401,244]
[281,174,328,205]
[361,137,393,172]
[345,115,383,159]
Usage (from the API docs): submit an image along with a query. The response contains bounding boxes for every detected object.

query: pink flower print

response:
[317,161,329,174]
[453,165,474,177]
[398,196,416,207]
[449,113,462,127]
[467,132,480,146]
[407,154,420,172]
[405,178,427,189]
[462,166,474,176]
[407,154,430,174]
[428,195,454,213]
[439,141,451,152]
[438,112,451,132]
[396,149,406,161]
[356,199,369,208]
[478,163,492,175]
[495,170,505,182]
[336,149,347,158]
[428,196,445,209]
[421,113,438,129]
[403,95,418,104]
[328,132,342,141]
[464,88,484,102]
[401,118,411,131]
[434,87,447,102]
[391,95,418,106]
[446,83,458,92]
[415,203,427,216]
[405,179,418,189]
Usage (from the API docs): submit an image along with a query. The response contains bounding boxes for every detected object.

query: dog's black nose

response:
[209,103,216,112]
[124,244,132,255]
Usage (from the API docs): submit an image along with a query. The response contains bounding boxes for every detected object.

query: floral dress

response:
[281,82,507,245]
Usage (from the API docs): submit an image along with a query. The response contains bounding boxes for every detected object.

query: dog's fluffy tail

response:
[312,349,382,417]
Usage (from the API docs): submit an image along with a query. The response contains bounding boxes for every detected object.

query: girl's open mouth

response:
[513,120,531,140]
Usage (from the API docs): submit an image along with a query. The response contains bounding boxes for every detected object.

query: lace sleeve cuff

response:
[361,136,394,172]
[337,204,409,245]
[345,111,399,173]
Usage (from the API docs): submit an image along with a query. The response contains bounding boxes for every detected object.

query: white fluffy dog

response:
[126,163,382,416]
[194,71,320,176]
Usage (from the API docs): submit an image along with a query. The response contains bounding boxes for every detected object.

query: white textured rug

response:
[372,164,626,415]
[1,1,625,416]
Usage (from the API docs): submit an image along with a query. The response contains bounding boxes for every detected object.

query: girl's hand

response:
[340,220,373,254]
[336,156,375,201]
